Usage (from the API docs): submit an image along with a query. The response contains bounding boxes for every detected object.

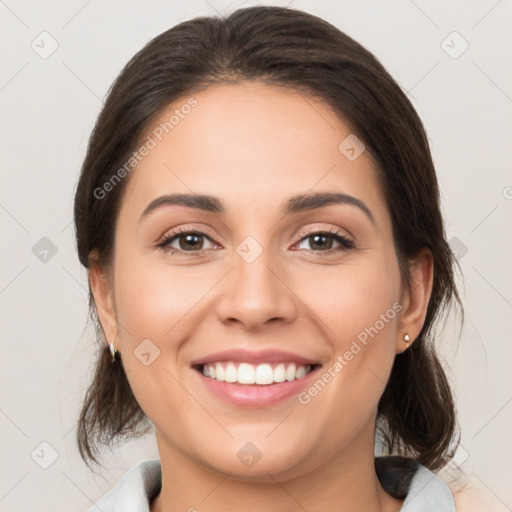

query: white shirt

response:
[88,457,456,511]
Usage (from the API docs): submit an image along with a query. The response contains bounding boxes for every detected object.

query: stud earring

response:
[403,333,410,348]
[109,335,118,362]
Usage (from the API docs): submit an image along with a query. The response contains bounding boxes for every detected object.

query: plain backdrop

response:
[1,1,511,510]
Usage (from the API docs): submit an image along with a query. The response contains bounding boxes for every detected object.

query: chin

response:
[191,436,319,482]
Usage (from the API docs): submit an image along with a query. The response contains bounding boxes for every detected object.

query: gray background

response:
[1,0,511,510]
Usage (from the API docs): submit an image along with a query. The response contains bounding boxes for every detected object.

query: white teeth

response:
[225,362,237,383]
[203,361,314,385]
[215,363,225,382]
[296,365,306,379]
[285,363,296,381]
[255,364,273,385]
[273,363,286,382]
[238,363,255,384]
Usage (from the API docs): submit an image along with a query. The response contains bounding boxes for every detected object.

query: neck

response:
[151,425,403,512]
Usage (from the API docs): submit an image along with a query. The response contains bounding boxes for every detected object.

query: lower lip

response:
[194,366,321,407]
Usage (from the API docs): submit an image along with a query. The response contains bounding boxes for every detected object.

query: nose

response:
[215,242,297,331]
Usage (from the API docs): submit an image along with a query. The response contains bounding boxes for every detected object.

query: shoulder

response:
[445,475,507,512]
[376,456,456,510]
[377,456,508,512]
[87,459,162,512]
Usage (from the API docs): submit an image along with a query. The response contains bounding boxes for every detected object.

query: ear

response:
[88,250,118,348]
[396,248,434,354]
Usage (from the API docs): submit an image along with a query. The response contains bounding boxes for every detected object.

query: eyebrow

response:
[140,192,375,226]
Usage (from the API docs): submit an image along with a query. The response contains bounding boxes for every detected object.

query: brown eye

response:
[158,229,218,254]
[175,233,204,251]
[294,229,354,254]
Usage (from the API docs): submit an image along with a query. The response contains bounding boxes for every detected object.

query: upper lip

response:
[190,348,321,367]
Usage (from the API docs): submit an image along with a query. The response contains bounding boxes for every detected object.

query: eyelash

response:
[157,226,355,257]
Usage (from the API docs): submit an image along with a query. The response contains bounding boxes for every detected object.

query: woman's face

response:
[90,81,431,480]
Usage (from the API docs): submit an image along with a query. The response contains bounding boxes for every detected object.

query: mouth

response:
[191,358,323,407]
[193,361,321,385]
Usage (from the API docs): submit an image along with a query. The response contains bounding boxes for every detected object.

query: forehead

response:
[119,81,388,225]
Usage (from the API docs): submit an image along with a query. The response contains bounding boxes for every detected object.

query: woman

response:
[74,5,465,511]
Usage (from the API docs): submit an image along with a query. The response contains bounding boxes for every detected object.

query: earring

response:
[109,336,118,362]
[403,333,410,348]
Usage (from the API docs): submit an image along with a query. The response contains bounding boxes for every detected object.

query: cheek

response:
[111,252,221,410]
[299,252,401,409]
[300,250,400,344]
[111,253,199,424]
[113,252,208,344]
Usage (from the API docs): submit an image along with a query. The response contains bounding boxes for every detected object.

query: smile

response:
[198,361,317,385]
[190,348,323,406]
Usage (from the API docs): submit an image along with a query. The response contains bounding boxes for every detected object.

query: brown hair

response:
[74,5,463,471]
